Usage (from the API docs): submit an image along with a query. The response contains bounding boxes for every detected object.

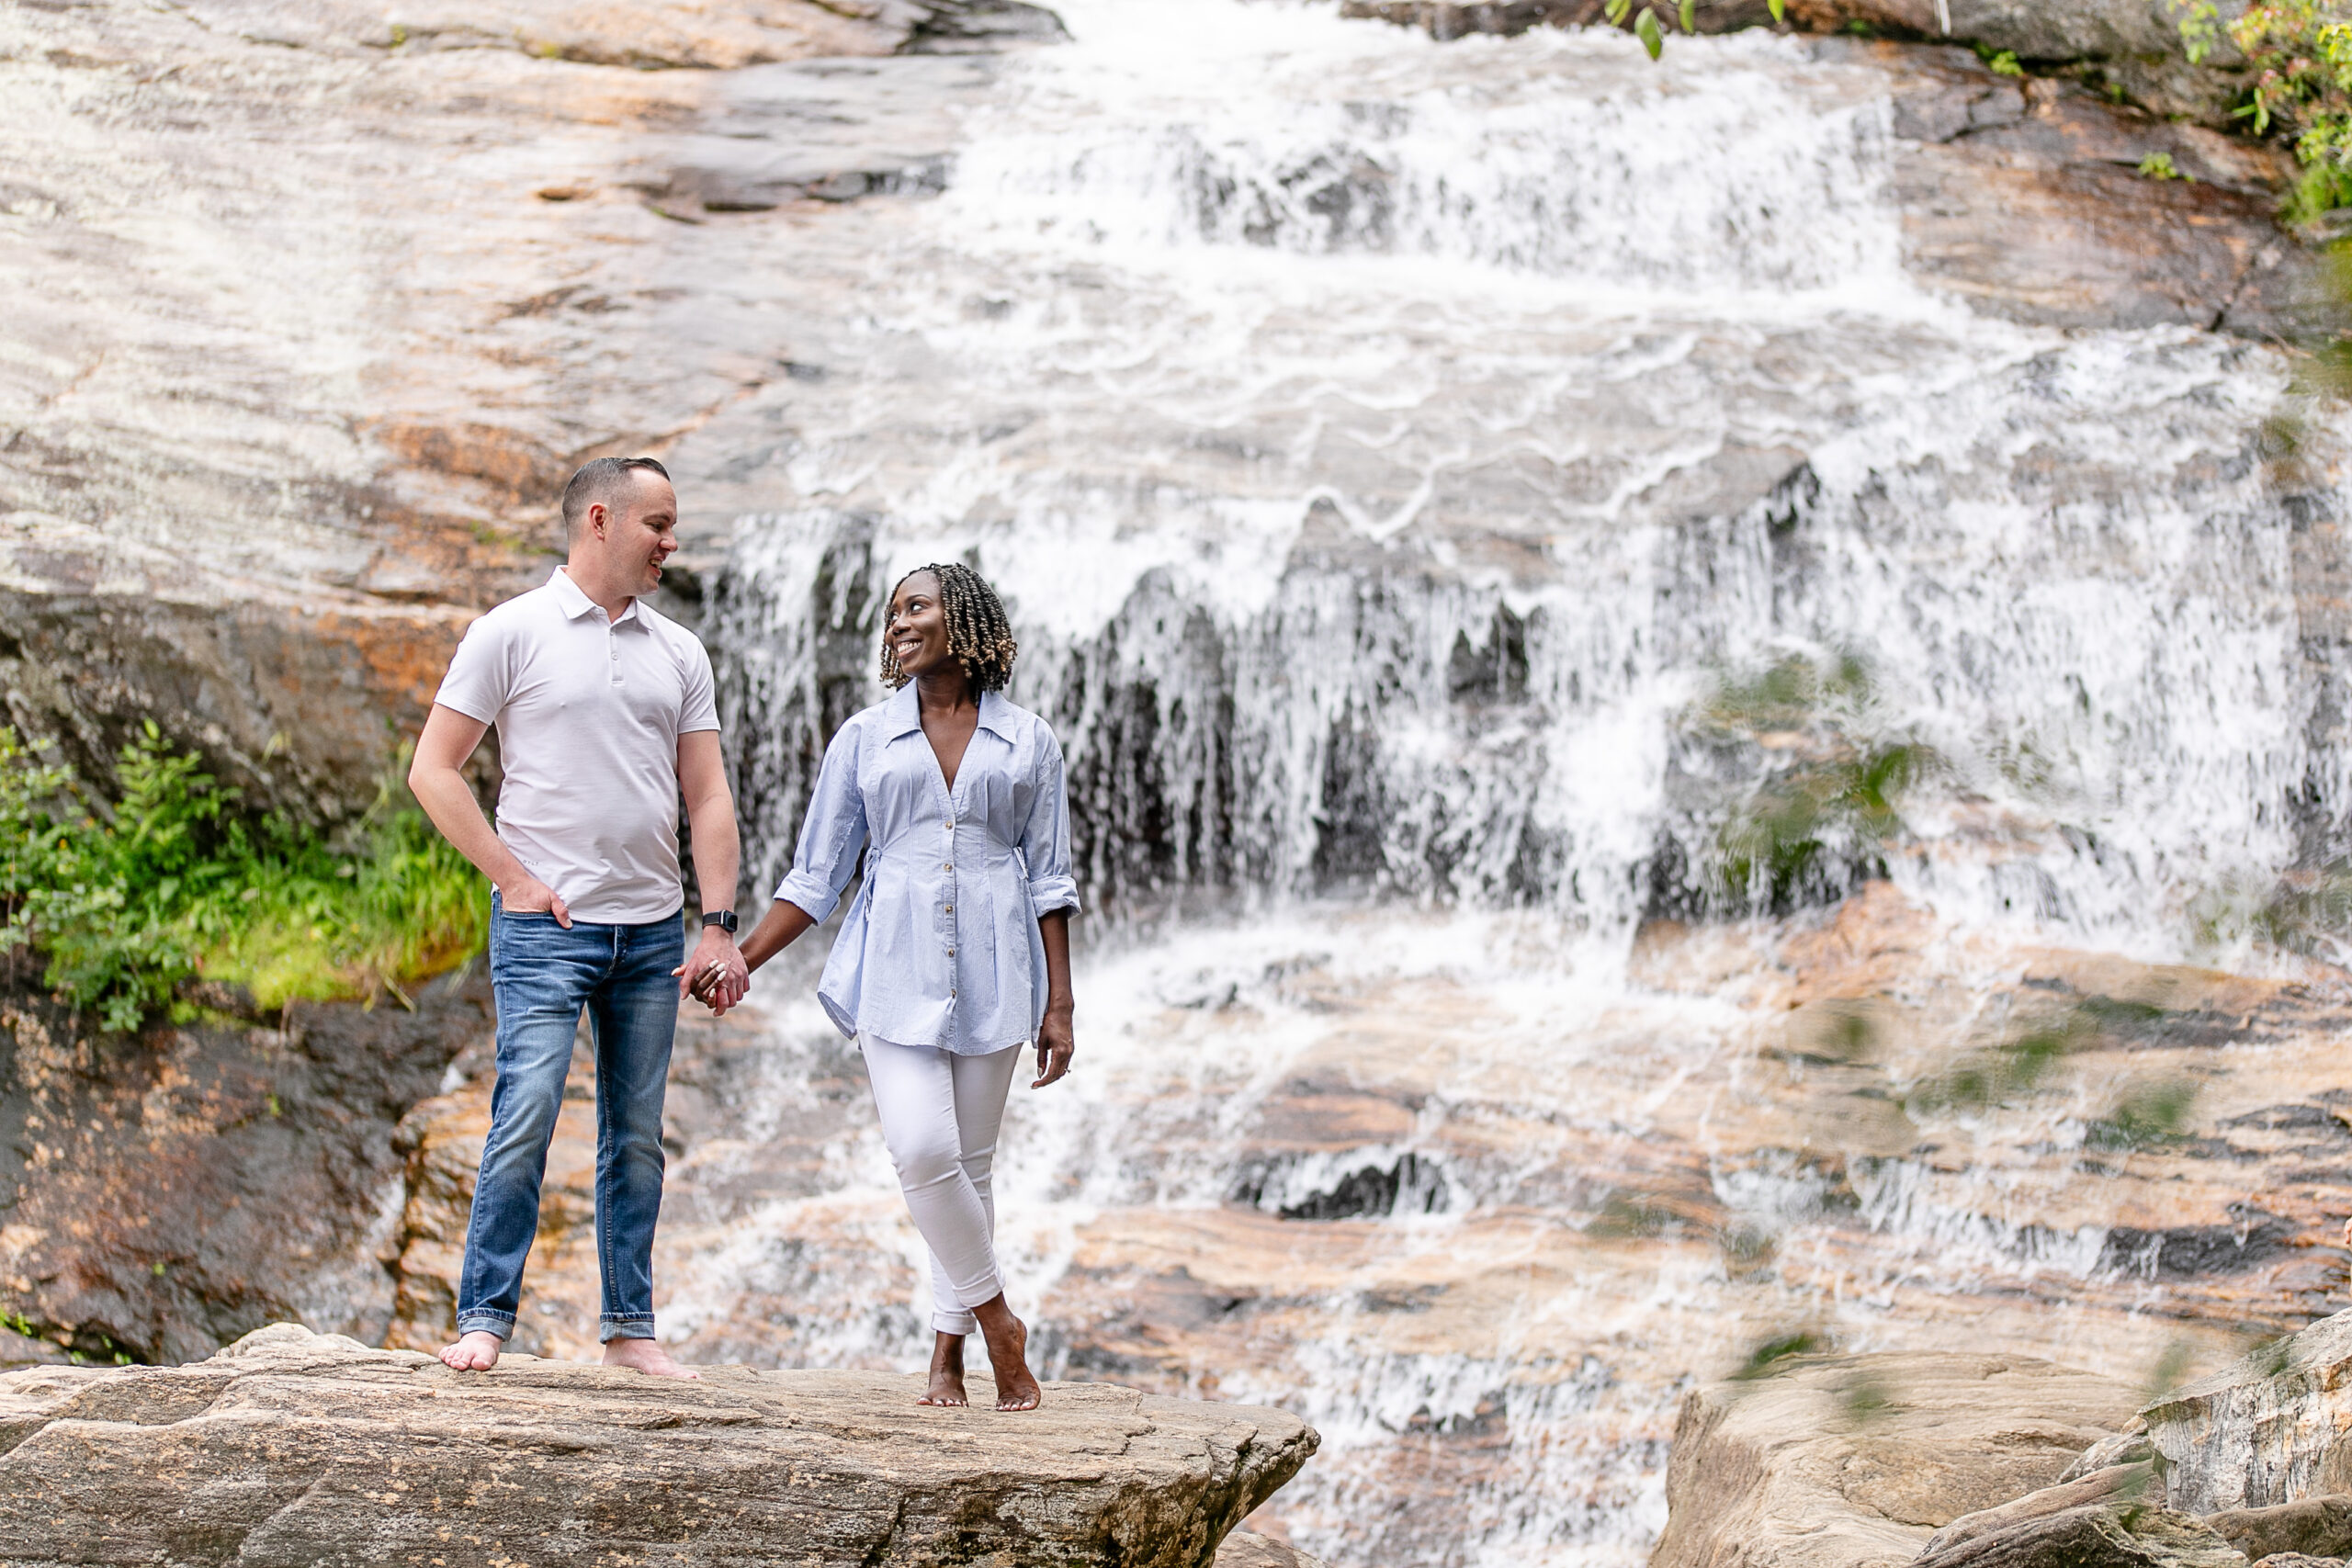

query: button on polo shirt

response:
[435,567,720,924]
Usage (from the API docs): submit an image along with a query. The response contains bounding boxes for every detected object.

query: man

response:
[409,456,751,1378]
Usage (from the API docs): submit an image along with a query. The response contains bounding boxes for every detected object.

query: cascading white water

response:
[682,4,2352,1562]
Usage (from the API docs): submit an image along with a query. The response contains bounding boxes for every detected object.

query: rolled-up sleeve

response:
[776,720,868,923]
[1020,726,1080,919]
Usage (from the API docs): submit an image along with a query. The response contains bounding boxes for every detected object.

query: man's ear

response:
[586,501,609,539]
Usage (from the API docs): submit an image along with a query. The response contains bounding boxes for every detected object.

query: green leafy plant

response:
[2139,152,2186,180]
[2177,0,2352,221]
[0,726,485,1029]
[1600,0,1785,57]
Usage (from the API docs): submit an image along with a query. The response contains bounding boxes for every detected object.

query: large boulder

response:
[2147,1308,2352,1512]
[1651,1350,2144,1568]
[1912,1461,2250,1568]
[0,1323,1319,1567]
[1912,1504,2249,1568]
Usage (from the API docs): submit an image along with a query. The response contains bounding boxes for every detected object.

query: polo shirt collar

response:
[548,567,640,626]
[882,684,1017,740]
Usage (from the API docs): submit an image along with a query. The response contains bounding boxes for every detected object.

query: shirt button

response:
[946,948,956,957]
[943,863,953,873]
[944,905,953,913]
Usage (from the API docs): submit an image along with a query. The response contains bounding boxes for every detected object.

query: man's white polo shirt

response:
[435,567,720,925]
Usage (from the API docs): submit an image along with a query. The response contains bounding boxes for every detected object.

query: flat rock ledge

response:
[0,1323,1320,1568]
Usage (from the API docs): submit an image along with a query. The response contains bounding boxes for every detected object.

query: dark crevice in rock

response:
[2097,1205,2298,1280]
[900,0,1070,54]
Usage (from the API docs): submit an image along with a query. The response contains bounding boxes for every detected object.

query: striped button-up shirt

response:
[777,686,1080,1054]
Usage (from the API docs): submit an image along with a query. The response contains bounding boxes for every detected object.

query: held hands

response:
[674,926,750,1015]
[501,875,572,928]
[1031,1005,1074,1089]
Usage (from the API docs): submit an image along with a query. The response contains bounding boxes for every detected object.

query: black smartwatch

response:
[701,909,740,935]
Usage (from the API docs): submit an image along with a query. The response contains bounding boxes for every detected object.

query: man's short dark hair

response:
[561,457,671,536]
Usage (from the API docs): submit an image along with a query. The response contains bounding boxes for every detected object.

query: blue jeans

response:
[457,897,684,1344]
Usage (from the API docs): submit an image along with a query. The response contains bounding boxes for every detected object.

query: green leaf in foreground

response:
[1636,6,1665,58]
[1768,0,1785,17]
[1679,0,1696,32]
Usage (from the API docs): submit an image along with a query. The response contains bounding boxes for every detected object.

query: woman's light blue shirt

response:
[775,686,1080,1055]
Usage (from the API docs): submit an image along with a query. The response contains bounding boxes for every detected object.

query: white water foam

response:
[688,3,2352,1562]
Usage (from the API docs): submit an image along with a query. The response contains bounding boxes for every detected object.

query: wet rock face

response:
[0,1322,1319,1568]
[1878,47,2304,335]
[0,976,488,1367]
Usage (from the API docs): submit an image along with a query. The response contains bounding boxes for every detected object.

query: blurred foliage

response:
[1685,651,1938,915]
[2086,1077,2200,1149]
[1729,1327,1826,1381]
[0,725,485,1030]
[1900,998,2199,1149]
[2154,1344,2201,1401]
[1905,1011,2086,1115]
[2191,856,2352,965]
[1838,1369,1893,1422]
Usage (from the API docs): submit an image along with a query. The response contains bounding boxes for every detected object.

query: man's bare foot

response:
[439,1330,503,1371]
[973,1296,1041,1412]
[602,1337,699,1379]
[919,1331,968,1407]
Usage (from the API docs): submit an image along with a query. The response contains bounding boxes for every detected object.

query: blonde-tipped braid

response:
[880,561,1020,693]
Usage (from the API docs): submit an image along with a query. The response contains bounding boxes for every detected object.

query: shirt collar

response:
[882,685,1018,740]
[975,690,1019,740]
[548,567,639,626]
[884,683,923,738]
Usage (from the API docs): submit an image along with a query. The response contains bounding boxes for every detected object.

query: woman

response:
[729,562,1077,1412]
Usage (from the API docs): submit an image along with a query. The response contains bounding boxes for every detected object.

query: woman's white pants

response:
[860,1035,1024,1336]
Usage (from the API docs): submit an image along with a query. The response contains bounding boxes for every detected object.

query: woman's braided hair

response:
[879,562,1020,693]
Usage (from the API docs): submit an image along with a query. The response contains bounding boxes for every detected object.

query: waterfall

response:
[686,3,2352,1562]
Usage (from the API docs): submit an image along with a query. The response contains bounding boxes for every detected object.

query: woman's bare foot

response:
[919,1332,969,1406]
[972,1295,1041,1412]
[439,1330,503,1371]
[602,1338,699,1379]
